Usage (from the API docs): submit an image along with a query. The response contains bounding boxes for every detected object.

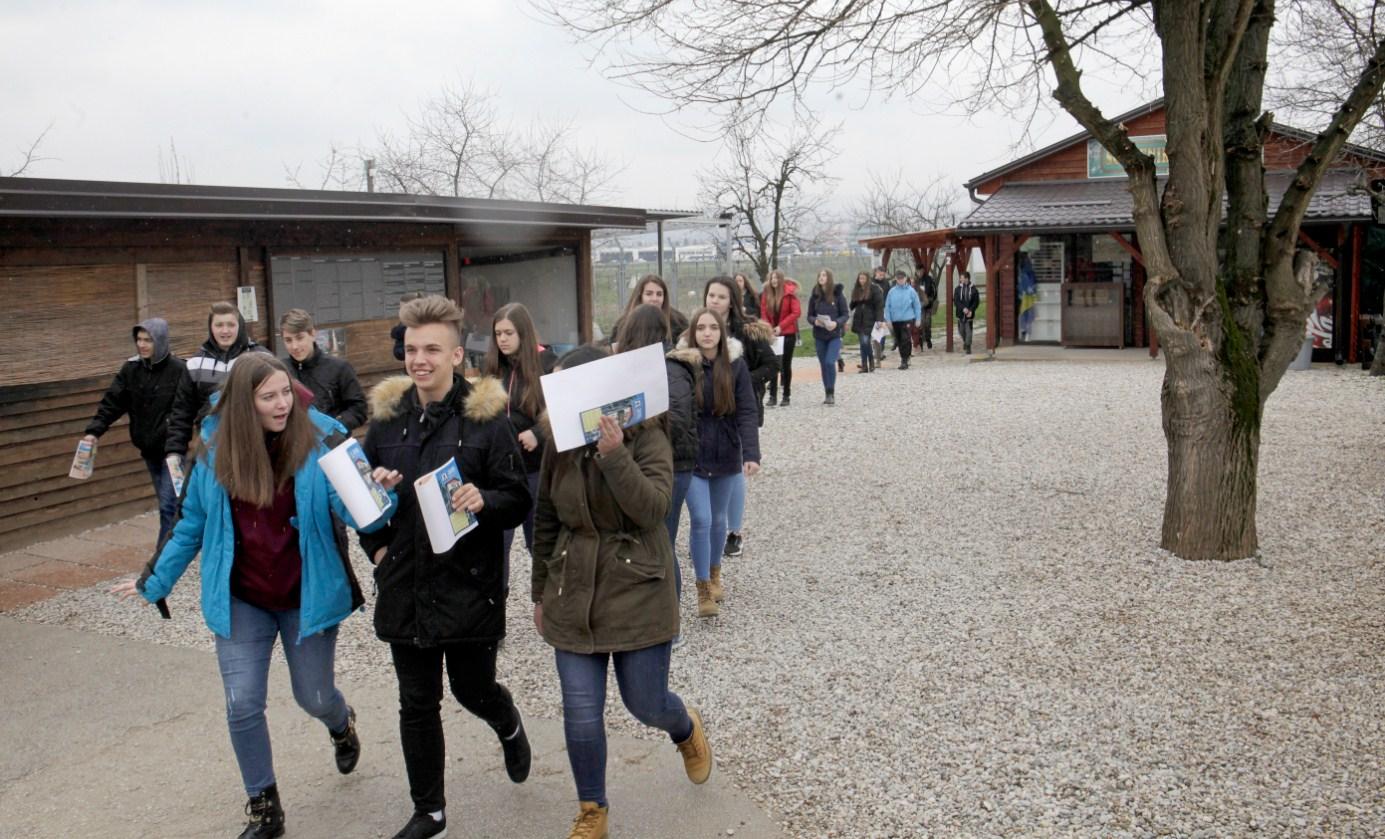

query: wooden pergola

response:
[857,227,985,353]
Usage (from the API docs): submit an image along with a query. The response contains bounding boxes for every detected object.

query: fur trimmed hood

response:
[742,319,775,343]
[368,374,508,423]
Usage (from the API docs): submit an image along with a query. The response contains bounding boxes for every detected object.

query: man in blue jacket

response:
[883,270,922,370]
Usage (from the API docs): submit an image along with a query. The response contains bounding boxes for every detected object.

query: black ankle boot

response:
[781,393,790,407]
[767,391,778,407]
[238,785,284,839]
[330,706,360,774]
[491,692,531,783]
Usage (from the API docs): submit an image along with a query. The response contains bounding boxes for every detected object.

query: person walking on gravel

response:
[884,270,922,370]
[531,344,714,839]
[678,308,760,618]
[359,296,535,839]
[113,354,401,839]
[760,269,800,407]
[850,271,884,373]
[805,268,850,404]
[954,271,981,354]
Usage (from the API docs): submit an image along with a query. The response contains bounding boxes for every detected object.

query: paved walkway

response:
[0,614,785,839]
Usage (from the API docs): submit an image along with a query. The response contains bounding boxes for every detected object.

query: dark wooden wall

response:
[0,218,590,552]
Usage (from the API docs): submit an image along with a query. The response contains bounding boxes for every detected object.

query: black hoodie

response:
[164,309,271,457]
[287,345,368,431]
[85,318,187,458]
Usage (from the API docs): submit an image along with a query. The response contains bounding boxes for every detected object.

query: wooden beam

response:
[1297,229,1341,270]
[1350,223,1362,364]
[881,248,893,273]
[1107,231,1146,266]
[945,259,955,353]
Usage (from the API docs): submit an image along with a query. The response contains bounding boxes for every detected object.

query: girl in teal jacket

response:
[115,354,400,839]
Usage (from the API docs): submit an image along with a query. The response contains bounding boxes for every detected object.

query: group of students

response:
[90,297,714,839]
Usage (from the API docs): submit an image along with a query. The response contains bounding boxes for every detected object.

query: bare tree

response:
[4,121,55,177]
[157,137,195,185]
[1271,0,1385,148]
[855,169,964,272]
[699,111,839,283]
[541,0,1385,561]
[284,144,360,190]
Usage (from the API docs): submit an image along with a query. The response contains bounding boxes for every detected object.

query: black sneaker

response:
[497,710,532,783]
[767,393,778,407]
[391,811,447,839]
[780,394,790,407]
[330,706,360,774]
[723,532,743,558]
[237,785,284,839]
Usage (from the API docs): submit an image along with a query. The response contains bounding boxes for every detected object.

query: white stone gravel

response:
[14,353,1385,838]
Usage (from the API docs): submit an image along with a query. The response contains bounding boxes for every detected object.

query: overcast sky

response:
[1,0,1161,215]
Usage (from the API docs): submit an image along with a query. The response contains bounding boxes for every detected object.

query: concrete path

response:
[0,616,785,839]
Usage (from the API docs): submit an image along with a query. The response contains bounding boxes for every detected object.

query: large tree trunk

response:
[1159,349,1261,560]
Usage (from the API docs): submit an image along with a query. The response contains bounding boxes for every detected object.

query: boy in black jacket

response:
[279,308,368,431]
[164,301,271,463]
[358,295,532,839]
[82,318,186,544]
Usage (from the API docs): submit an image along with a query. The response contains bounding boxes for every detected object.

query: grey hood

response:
[133,317,171,365]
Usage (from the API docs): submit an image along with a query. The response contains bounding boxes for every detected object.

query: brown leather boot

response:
[567,801,608,839]
[675,707,713,784]
[696,581,720,617]
[708,565,725,603]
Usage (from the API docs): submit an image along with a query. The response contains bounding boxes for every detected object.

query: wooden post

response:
[945,258,955,353]
[135,264,149,320]
[445,240,462,303]
[881,248,893,273]
[1350,223,1362,364]
[577,233,594,345]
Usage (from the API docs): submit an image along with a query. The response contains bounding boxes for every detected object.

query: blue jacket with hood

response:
[884,282,923,323]
[138,403,396,640]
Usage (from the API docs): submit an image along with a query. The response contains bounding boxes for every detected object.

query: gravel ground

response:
[15,354,1385,838]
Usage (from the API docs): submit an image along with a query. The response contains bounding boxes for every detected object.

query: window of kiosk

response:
[458,246,580,367]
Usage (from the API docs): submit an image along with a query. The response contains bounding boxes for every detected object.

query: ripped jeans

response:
[214,596,350,795]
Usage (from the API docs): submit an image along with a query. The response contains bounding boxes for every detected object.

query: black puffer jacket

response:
[851,283,884,335]
[85,318,187,458]
[288,346,368,431]
[359,374,531,646]
[164,311,271,457]
[665,347,701,473]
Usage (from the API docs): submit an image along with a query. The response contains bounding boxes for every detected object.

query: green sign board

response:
[1087,134,1169,178]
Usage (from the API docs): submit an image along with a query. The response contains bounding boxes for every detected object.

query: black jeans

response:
[891,322,913,364]
[921,307,935,347]
[390,642,520,813]
[771,333,797,398]
[959,316,975,351]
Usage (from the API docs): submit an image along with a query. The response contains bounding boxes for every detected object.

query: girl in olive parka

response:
[530,345,712,839]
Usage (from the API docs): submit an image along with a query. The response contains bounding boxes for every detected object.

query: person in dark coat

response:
[954,271,982,354]
[530,345,713,839]
[677,308,760,619]
[482,301,558,582]
[279,309,368,432]
[610,274,688,350]
[358,296,533,839]
[871,266,894,362]
[916,268,939,350]
[805,269,850,404]
[702,276,777,427]
[82,317,187,545]
[165,301,272,461]
[734,272,761,321]
[849,271,884,373]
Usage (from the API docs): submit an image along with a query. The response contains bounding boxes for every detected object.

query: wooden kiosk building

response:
[863,101,1385,359]
[0,177,649,550]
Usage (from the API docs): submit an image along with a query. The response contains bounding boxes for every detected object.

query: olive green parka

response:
[531,420,677,653]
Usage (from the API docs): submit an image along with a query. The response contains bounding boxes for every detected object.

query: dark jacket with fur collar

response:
[359,373,530,646]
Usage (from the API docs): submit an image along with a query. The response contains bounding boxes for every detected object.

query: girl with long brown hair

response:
[850,270,884,373]
[677,308,760,618]
[614,273,689,345]
[733,272,760,321]
[806,268,850,404]
[113,353,401,839]
[759,269,801,407]
[483,302,557,574]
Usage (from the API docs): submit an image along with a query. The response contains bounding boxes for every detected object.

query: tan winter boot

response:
[567,801,608,839]
[696,581,720,617]
[675,707,713,784]
[708,565,725,603]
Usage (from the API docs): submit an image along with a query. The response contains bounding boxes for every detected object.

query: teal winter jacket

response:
[139,407,396,640]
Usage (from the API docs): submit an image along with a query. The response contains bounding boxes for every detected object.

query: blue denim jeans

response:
[687,473,738,582]
[142,452,178,546]
[857,333,874,367]
[726,470,746,534]
[214,597,349,795]
[554,643,693,807]
[666,470,692,599]
[816,336,842,392]
[502,470,542,588]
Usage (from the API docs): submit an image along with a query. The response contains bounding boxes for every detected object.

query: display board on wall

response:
[270,252,446,326]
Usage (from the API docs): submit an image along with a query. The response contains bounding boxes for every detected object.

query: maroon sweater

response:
[230,475,303,612]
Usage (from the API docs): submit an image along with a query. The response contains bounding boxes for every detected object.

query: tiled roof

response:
[956,169,1372,234]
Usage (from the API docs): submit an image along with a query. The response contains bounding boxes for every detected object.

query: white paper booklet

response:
[317,437,392,529]
[771,336,785,356]
[539,342,670,452]
[414,457,478,554]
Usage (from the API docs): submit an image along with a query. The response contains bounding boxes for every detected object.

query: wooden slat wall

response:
[1,265,137,385]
